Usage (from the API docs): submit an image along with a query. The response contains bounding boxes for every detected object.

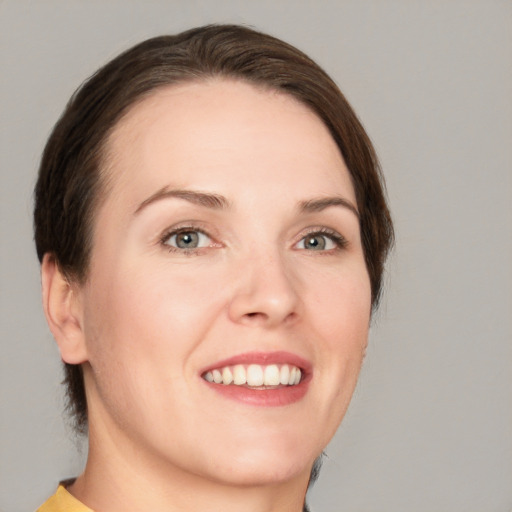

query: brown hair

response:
[34,24,393,434]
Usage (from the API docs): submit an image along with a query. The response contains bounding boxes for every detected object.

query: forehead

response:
[103,78,354,206]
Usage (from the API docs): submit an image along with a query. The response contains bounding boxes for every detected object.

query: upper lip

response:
[200,351,312,375]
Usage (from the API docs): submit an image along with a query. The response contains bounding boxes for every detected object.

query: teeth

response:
[222,367,233,385]
[247,364,264,386]
[289,366,297,385]
[233,365,246,385]
[264,364,280,386]
[203,363,303,387]
[280,364,290,385]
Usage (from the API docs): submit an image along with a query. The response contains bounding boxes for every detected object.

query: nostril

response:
[244,312,269,321]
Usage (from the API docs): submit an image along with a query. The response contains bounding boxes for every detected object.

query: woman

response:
[34,24,393,512]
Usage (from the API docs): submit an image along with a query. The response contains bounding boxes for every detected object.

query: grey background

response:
[1,1,511,511]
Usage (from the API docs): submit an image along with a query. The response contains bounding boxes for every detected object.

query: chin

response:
[212,459,314,488]
[196,437,321,487]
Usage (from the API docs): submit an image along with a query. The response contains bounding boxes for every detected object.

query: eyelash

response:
[159,225,348,255]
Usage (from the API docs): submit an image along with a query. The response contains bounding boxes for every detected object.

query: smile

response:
[203,364,302,387]
[200,352,311,406]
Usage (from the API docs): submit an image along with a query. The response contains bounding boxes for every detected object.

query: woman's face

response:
[76,79,371,486]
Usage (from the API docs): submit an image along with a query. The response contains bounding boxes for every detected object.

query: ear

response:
[41,253,88,364]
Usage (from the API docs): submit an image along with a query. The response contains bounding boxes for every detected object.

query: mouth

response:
[203,363,302,388]
[200,352,311,406]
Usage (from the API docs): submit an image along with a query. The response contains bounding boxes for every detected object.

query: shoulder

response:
[36,484,92,512]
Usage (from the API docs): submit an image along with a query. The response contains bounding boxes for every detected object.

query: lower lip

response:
[202,375,311,407]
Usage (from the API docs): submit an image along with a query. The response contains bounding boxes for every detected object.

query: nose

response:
[228,251,301,328]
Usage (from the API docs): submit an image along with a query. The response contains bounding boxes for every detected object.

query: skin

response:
[42,79,372,512]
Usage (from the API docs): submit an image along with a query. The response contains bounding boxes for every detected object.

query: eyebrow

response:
[135,187,359,219]
[134,187,231,214]
[299,196,360,219]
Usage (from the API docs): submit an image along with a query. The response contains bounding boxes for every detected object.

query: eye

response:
[163,229,212,250]
[295,229,347,251]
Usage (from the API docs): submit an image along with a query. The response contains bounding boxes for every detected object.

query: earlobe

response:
[41,253,88,364]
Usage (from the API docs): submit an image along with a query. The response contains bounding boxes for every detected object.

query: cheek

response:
[80,264,211,427]
[307,262,371,394]
[309,261,371,340]
[287,263,371,451]
[83,260,227,367]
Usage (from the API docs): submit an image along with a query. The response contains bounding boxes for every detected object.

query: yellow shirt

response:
[37,484,92,512]
[37,483,310,511]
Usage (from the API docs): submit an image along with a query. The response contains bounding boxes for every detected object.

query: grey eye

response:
[296,234,336,251]
[165,230,211,250]
[175,231,199,248]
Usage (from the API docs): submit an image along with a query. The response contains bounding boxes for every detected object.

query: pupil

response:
[306,236,325,250]
[177,231,199,248]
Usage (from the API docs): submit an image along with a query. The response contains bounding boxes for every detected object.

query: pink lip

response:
[201,351,312,374]
[200,351,312,407]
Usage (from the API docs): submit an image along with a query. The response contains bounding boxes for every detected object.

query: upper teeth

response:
[203,364,302,387]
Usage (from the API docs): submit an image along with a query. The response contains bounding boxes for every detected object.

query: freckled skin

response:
[70,80,372,510]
